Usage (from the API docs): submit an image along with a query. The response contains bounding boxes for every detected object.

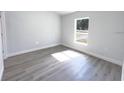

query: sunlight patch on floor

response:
[51,50,82,62]
[52,52,70,62]
[62,50,81,58]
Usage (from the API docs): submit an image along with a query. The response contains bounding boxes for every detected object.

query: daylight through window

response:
[74,17,89,45]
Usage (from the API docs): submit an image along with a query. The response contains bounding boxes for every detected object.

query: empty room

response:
[0,11,124,81]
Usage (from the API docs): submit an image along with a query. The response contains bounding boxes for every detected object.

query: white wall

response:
[61,11,124,66]
[0,12,4,80]
[5,11,61,56]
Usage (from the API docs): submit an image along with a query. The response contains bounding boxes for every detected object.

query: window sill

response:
[74,41,88,46]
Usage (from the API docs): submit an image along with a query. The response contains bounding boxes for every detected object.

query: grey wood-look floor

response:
[2,45,122,81]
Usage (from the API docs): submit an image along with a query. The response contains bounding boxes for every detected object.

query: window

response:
[74,17,89,45]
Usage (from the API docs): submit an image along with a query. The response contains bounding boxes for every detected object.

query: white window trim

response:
[74,17,89,46]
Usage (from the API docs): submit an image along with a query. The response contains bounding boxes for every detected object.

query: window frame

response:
[74,17,89,46]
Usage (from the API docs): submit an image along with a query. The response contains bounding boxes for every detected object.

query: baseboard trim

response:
[7,43,61,58]
[62,43,122,66]
[6,43,122,66]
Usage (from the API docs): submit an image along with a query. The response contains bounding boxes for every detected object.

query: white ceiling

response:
[55,11,75,15]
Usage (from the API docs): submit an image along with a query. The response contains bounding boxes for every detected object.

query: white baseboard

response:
[62,43,122,66]
[6,42,123,66]
[7,43,60,58]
